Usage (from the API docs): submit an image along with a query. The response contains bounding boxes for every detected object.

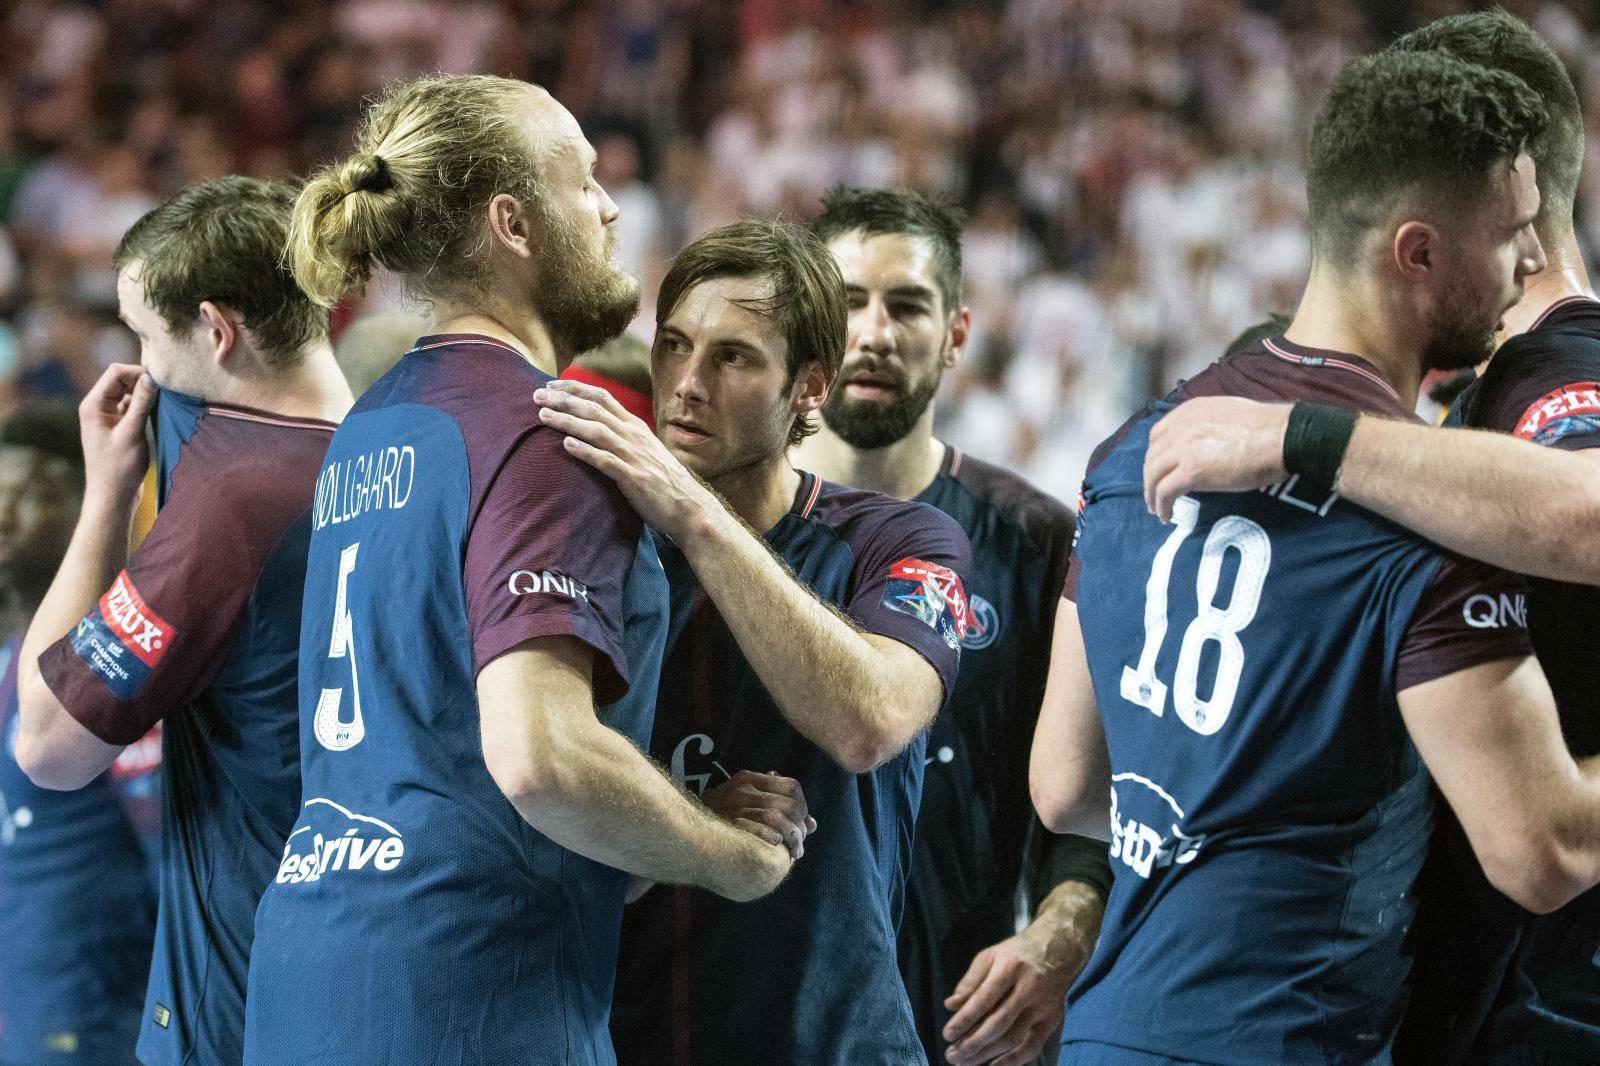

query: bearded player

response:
[792,186,1110,1066]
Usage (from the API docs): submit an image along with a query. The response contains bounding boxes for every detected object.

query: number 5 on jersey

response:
[314,543,366,751]
[1120,496,1270,735]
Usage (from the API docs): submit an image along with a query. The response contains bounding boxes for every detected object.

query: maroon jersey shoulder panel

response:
[41,409,331,745]
[1394,553,1532,693]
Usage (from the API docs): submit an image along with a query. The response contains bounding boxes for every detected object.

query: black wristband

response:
[1282,402,1357,488]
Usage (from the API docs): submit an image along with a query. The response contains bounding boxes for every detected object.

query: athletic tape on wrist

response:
[1282,403,1357,490]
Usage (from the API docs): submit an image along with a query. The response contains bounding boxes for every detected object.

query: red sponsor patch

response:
[98,572,175,669]
[889,557,971,634]
[1514,381,1600,441]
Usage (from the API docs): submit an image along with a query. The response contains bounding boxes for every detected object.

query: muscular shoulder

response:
[808,479,968,559]
[168,407,332,532]
[1468,327,1600,445]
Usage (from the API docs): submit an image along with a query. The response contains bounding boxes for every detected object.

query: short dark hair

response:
[1306,49,1548,270]
[810,186,965,311]
[656,219,846,447]
[1389,8,1583,243]
[1,403,84,482]
[115,176,331,366]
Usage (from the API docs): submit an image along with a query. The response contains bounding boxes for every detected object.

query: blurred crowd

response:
[4,0,1600,503]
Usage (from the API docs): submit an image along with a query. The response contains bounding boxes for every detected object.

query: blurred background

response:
[4,0,1599,504]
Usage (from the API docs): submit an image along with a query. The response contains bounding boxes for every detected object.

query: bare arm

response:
[478,636,792,902]
[537,379,947,773]
[1030,600,1112,842]
[1399,656,1600,914]
[1142,396,1600,583]
[15,366,154,789]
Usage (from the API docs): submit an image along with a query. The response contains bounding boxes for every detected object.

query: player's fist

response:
[79,363,157,504]
[1143,396,1291,522]
[704,770,816,860]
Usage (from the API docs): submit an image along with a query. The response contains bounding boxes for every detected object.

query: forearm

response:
[1340,418,1600,583]
[678,506,933,770]
[1022,878,1105,978]
[508,716,775,900]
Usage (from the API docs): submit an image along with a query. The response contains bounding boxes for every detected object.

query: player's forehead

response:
[521,91,593,179]
[828,230,942,298]
[660,274,784,351]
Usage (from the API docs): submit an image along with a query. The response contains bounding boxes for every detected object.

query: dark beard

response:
[821,367,941,450]
[1421,282,1500,372]
[536,216,641,355]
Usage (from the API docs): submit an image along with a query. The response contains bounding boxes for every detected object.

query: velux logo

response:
[100,572,173,665]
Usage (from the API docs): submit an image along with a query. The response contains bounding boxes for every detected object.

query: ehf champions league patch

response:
[69,572,175,701]
[883,557,970,651]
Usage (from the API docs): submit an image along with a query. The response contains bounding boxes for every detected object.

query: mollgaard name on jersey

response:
[313,444,416,531]
[275,798,405,885]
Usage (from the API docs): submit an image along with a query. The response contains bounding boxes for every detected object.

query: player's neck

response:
[707,457,802,536]
[1497,231,1595,345]
[1286,268,1424,407]
[432,302,565,377]
[789,415,944,502]
[216,344,353,423]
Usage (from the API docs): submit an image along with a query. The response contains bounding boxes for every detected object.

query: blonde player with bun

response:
[243,75,807,1065]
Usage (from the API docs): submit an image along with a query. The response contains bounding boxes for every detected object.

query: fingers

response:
[116,371,158,437]
[1143,443,1178,521]
[943,949,1003,1037]
[946,980,1030,1064]
[537,382,633,428]
[988,1026,1050,1066]
[752,773,811,833]
[83,364,148,418]
[731,816,787,849]
[732,806,807,858]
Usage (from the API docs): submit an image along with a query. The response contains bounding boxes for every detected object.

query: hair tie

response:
[350,154,393,194]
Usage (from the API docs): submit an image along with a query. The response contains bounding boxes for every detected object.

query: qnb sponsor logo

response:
[1462,591,1528,630]
[508,569,590,601]
[313,444,416,531]
[102,573,173,664]
[275,797,404,885]
[1109,773,1205,880]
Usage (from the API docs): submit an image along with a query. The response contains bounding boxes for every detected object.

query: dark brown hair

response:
[656,219,846,447]
[811,186,965,311]
[1390,8,1583,244]
[1306,49,1547,270]
[114,176,330,367]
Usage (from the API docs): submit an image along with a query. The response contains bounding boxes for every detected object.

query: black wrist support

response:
[1282,402,1357,489]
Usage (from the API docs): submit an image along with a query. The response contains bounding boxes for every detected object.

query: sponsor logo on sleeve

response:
[274,797,405,885]
[882,557,971,652]
[507,569,590,602]
[68,572,175,700]
[1515,381,1600,446]
[1462,591,1528,630]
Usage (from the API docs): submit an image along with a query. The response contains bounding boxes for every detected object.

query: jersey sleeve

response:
[462,428,642,705]
[843,502,972,699]
[1394,555,1533,692]
[1062,484,1087,602]
[38,470,287,746]
[1477,336,1600,451]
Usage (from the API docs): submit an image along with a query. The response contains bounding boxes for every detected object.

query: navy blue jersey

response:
[610,472,970,1066]
[1,634,154,1066]
[1400,295,1600,1064]
[38,388,331,1066]
[1062,337,1532,1066]
[901,448,1110,1065]
[245,335,669,1066]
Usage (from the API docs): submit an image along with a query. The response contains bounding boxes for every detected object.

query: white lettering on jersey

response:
[313,445,416,531]
[274,798,404,884]
[507,570,590,601]
[1260,475,1339,517]
[1462,592,1528,630]
[1108,773,1206,879]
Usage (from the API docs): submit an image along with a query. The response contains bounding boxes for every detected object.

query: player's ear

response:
[487,193,534,260]
[1393,221,1437,282]
[945,305,971,369]
[790,359,830,416]
[196,301,238,367]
